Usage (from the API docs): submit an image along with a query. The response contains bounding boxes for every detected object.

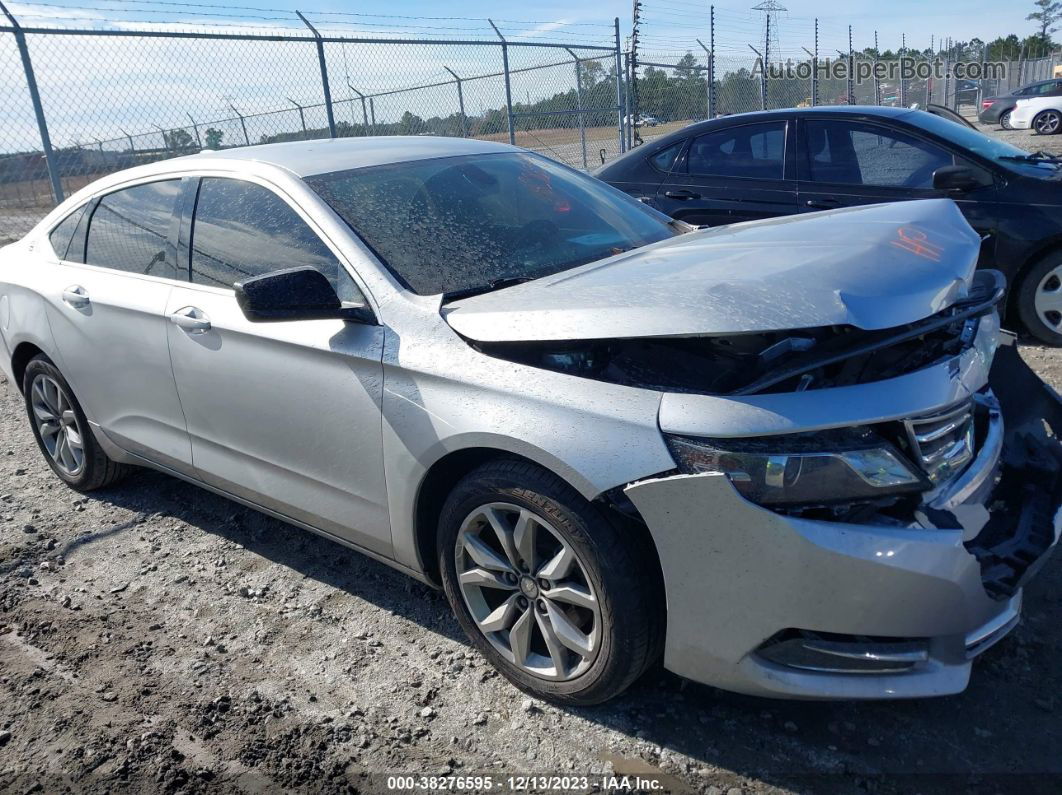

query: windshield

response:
[305,151,679,295]
[905,109,1059,177]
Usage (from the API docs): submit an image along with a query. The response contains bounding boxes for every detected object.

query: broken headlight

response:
[664,428,927,506]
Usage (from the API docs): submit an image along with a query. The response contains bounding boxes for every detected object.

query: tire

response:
[999,110,1012,130]
[1033,109,1062,135]
[438,459,663,706]
[22,355,132,491]
[1016,254,1062,346]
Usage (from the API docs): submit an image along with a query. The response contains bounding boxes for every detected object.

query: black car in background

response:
[595,106,1062,344]
[979,78,1062,128]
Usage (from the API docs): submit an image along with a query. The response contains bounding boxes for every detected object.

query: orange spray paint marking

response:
[891,226,943,261]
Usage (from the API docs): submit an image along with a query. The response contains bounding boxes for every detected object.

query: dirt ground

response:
[2,120,1062,794]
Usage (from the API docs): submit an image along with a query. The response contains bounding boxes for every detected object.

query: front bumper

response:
[625,344,1062,699]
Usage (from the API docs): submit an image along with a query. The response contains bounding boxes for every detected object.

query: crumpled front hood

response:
[442,199,982,343]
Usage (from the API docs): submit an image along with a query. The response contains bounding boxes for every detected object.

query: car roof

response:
[163,135,521,178]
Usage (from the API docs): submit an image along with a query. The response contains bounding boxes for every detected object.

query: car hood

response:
[442,199,982,343]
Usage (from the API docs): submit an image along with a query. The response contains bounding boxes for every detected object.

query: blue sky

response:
[15,0,1049,54]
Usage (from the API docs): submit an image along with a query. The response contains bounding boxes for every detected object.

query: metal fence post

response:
[565,49,589,169]
[697,39,711,120]
[287,98,307,135]
[296,10,336,138]
[709,6,716,118]
[442,67,468,137]
[899,33,907,106]
[348,82,369,135]
[614,18,625,154]
[812,18,818,107]
[369,97,376,134]
[749,43,765,110]
[873,30,881,105]
[488,19,516,146]
[1,1,64,203]
[229,103,250,146]
[187,113,202,149]
[121,129,135,154]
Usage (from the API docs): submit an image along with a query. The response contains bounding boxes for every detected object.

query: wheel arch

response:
[411,446,666,600]
[10,341,45,394]
[1005,237,1062,322]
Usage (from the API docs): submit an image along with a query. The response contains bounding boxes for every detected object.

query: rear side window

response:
[48,205,86,260]
[190,178,359,301]
[648,141,684,172]
[686,122,786,179]
[85,180,180,278]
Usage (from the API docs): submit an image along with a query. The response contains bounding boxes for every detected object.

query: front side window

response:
[190,178,361,302]
[85,180,180,278]
[48,204,86,260]
[685,122,786,179]
[805,120,953,188]
[305,152,678,296]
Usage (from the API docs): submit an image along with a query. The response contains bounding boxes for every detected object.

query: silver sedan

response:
[1,136,1060,704]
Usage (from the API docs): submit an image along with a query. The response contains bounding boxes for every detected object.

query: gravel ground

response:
[2,120,1062,794]
[1,351,1061,794]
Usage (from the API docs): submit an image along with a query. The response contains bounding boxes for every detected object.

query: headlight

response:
[665,428,927,506]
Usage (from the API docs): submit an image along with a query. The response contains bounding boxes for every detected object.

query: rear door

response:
[654,119,797,226]
[43,178,193,473]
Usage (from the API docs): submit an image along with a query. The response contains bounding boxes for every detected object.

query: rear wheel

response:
[22,356,131,491]
[438,459,663,705]
[998,110,1012,130]
[1033,109,1062,135]
[1017,254,1062,346]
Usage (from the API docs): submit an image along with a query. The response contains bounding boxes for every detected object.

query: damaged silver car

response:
[1,137,1060,704]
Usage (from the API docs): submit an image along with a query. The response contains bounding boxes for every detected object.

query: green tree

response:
[162,128,194,152]
[204,127,224,149]
[1028,0,1062,39]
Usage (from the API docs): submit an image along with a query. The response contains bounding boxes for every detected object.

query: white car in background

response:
[1009,95,1062,134]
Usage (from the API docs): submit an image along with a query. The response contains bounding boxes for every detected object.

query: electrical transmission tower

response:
[752,0,786,66]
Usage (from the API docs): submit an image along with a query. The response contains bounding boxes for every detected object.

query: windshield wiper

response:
[442,275,535,302]
[999,151,1062,163]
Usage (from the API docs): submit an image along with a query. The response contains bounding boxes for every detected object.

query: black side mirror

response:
[235,266,373,323]
[932,164,993,193]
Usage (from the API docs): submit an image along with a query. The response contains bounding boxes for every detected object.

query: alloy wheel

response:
[1034,111,1061,135]
[30,374,85,476]
[999,111,1012,130]
[455,502,600,681]
[1034,264,1062,333]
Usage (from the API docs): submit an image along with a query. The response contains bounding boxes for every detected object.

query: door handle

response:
[805,198,842,209]
[62,285,90,307]
[169,306,211,333]
[664,189,701,200]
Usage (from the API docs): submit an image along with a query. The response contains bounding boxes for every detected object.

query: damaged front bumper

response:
[625,341,1062,699]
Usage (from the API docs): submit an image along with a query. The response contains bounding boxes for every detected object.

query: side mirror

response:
[932,164,993,193]
[235,266,373,323]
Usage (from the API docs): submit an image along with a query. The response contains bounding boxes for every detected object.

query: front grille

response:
[902,400,975,483]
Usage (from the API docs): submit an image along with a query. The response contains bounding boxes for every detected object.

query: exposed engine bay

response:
[474,270,1005,397]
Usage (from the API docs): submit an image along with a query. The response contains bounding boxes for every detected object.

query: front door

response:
[655,119,798,226]
[43,179,193,473]
[795,117,998,243]
[164,176,391,555]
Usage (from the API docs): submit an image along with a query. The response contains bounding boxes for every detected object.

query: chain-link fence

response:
[0,8,627,242]
[628,3,1061,145]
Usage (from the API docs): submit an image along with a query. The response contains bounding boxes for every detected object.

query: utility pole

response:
[631,0,642,143]
[752,0,786,110]
[708,5,716,118]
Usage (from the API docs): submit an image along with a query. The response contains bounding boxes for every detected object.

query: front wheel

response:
[22,356,132,490]
[1017,254,1062,345]
[1033,109,1062,135]
[438,459,663,705]
[999,110,1012,130]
